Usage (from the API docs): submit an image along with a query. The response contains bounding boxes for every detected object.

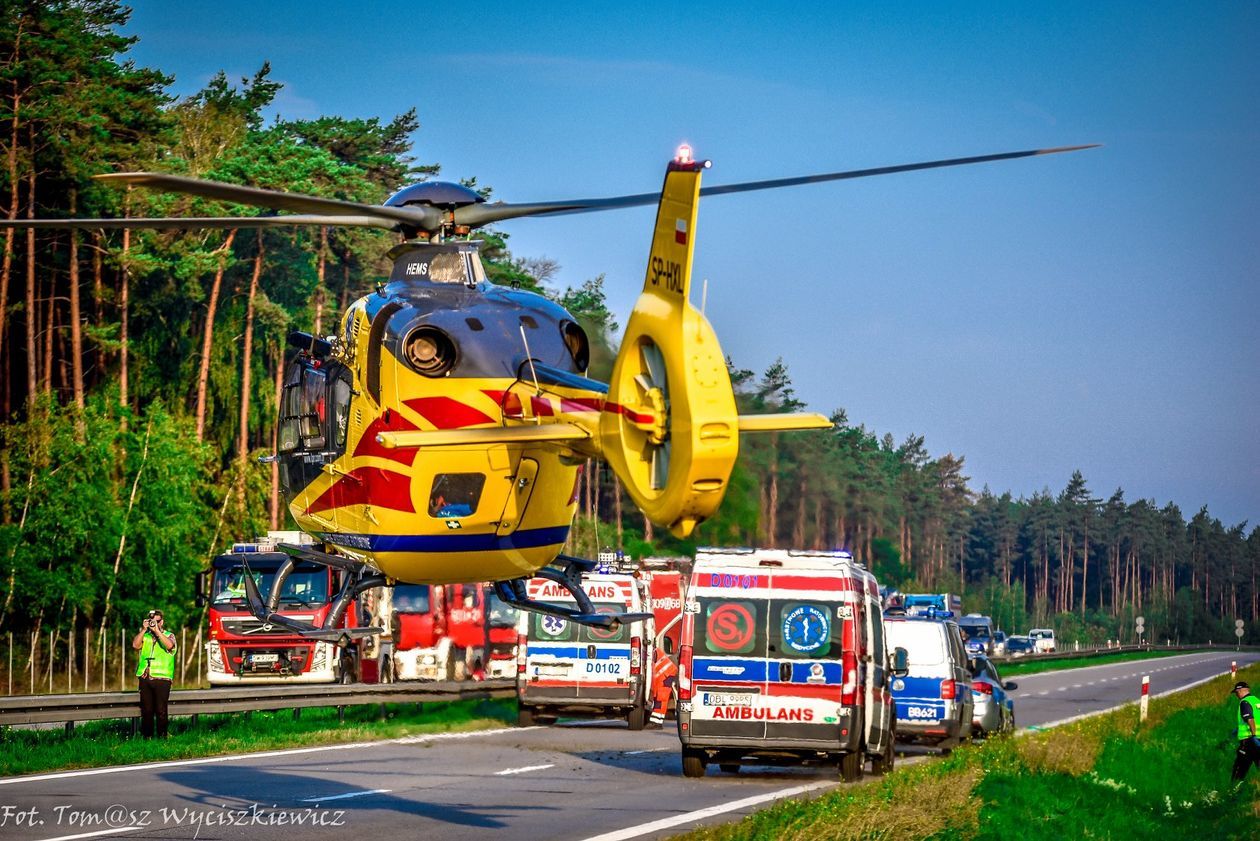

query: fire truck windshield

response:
[393,584,431,613]
[486,592,519,628]
[211,561,330,606]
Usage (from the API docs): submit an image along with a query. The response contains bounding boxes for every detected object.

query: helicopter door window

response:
[428,473,486,518]
[332,374,352,448]
[279,364,327,452]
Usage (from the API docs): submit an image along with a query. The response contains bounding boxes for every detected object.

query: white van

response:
[883,614,975,750]
[676,548,904,781]
[516,571,653,729]
[1029,628,1056,653]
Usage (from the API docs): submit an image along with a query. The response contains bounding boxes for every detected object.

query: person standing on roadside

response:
[132,609,177,738]
[1231,681,1260,791]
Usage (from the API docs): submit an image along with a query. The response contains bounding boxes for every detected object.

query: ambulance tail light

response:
[516,633,527,674]
[841,651,858,705]
[940,678,957,700]
[677,644,693,701]
[630,636,641,675]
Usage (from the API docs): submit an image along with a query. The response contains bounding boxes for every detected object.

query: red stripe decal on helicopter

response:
[353,412,422,466]
[559,397,605,414]
[306,466,416,515]
[603,401,656,425]
[404,396,496,429]
[482,390,555,418]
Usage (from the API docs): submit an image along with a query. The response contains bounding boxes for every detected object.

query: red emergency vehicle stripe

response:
[482,390,555,418]
[306,466,415,515]
[762,682,849,699]
[352,412,421,466]
[404,396,495,429]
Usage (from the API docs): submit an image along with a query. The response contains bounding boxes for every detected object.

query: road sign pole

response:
[1140,675,1150,723]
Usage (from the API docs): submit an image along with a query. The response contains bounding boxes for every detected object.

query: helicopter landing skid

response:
[494,555,653,629]
[238,549,384,644]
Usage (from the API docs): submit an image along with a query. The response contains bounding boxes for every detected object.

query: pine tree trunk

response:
[0,91,17,387]
[119,209,131,429]
[314,226,327,335]
[613,473,623,547]
[68,190,84,408]
[237,232,264,465]
[195,229,237,442]
[24,161,36,405]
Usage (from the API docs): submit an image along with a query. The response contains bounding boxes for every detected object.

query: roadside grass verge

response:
[0,697,515,778]
[675,665,1259,841]
[997,648,1189,677]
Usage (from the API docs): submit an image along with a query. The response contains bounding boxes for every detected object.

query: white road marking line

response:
[1072,684,1082,689]
[301,788,392,802]
[1037,690,1050,695]
[1056,687,1067,691]
[496,763,555,776]
[34,829,142,841]
[624,748,668,755]
[1,726,539,786]
[580,781,833,841]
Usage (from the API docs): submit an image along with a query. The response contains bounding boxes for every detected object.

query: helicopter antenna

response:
[518,325,542,409]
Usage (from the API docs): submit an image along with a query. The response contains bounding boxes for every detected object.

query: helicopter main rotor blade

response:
[0,214,401,231]
[454,144,1100,228]
[94,172,444,232]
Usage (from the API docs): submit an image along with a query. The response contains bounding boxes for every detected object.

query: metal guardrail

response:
[991,642,1259,665]
[0,680,516,727]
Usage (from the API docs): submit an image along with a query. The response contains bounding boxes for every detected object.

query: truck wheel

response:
[870,739,895,776]
[839,750,863,782]
[681,749,707,778]
[517,705,537,727]
[626,702,647,731]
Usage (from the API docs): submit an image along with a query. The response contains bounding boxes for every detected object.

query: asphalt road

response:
[1,650,1254,841]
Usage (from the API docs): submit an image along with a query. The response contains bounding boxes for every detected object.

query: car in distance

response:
[991,630,1008,657]
[1028,628,1057,653]
[1004,635,1035,657]
[969,655,1017,736]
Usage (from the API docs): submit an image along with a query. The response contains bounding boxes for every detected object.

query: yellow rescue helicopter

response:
[2,143,1096,631]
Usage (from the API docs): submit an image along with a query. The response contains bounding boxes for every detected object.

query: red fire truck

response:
[199,533,362,684]
[391,583,520,681]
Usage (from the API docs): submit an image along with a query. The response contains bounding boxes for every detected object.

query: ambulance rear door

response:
[688,570,771,741]
[763,570,852,744]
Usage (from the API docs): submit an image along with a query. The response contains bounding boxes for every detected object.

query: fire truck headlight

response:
[422,654,437,665]
[207,641,223,671]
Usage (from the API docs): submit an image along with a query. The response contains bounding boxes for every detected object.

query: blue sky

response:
[124,1,1259,527]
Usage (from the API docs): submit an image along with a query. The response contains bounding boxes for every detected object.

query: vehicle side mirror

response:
[891,647,909,677]
[1004,681,1018,691]
[662,636,675,655]
[967,658,978,674]
[195,570,208,608]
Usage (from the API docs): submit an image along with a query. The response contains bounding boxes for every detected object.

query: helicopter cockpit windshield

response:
[388,243,487,286]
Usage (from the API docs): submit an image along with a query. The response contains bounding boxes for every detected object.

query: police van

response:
[515,571,653,729]
[883,611,975,750]
[676,548,906,781]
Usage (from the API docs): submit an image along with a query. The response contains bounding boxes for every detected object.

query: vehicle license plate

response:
[251,653,279,664]
[703,692,754,707]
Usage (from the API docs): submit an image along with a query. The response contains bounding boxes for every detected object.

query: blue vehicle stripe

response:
[326,526,572,554]
[528,645,628,660]
[692,658,843,684]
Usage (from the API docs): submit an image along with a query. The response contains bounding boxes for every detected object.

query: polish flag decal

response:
[675,219,687,245]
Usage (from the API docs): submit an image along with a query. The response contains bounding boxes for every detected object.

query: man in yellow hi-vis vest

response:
[132,609,177,738]
[1231,680,1260,792]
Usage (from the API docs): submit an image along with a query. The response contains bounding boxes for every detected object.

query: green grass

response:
[674,665,1260,841]
[997,648,1187,677]
[0,697,515,778]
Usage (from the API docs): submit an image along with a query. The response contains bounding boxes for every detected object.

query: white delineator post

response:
[1232,661,1238,680]
[1139,675,1150,722]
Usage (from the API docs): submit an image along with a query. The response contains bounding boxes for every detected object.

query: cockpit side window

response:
[279,363,327,453]
[332,374,352,449]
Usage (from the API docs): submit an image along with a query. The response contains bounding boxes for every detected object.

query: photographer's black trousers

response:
[1232,738,1260,783]
[139,676,172,738]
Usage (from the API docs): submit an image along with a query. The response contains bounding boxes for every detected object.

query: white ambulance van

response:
[676,548,905,781]
[515,571,653,729]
